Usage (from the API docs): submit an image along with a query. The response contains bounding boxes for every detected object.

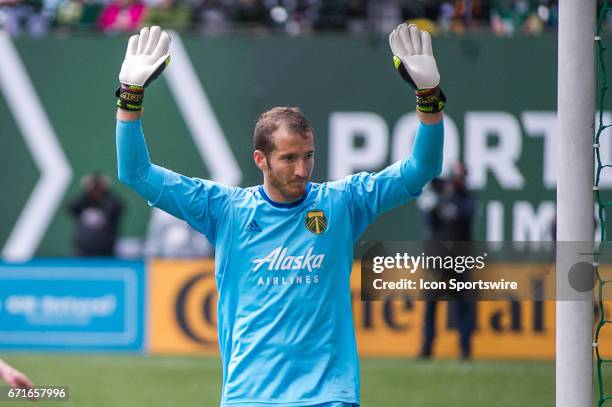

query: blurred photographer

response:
[68,172,124,257]
[417,161,477,359]
[420,161,475,241]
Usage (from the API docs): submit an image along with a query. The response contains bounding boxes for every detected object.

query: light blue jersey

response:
[116,119,443,406]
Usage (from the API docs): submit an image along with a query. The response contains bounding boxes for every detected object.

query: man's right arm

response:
[116,113,232,244]
[116,109,142,122]
[115,114,164,203]
[114,27,233,244]
[114,26,169,202]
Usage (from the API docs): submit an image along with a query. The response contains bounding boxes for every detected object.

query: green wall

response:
[0,33,576,256]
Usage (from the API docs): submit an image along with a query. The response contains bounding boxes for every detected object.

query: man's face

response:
[256,125,315,202]
[85,178,107,200]
[451,161,467,189]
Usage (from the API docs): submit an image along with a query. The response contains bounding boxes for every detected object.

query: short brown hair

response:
[253,107,313,156]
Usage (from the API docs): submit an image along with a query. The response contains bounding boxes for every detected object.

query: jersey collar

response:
[259,183,312,208]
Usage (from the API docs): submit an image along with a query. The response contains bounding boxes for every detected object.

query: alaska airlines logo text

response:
[252,246,325,272]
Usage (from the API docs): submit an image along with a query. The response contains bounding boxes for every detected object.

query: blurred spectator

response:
[401,0,440,27]
[230,0,268,28]
[420,162,476,242]
[97,0,146,32]
[533,0,557,30]
[191,0,230,34]
[417,161,477,360]
[0,0,598,36]
[263,0,306,34]
[401,0,491,35]
[366,0,401,34]
[0,0,55,36]
[490,0,549,35]
[55,0,103,32]
[68,172,124,257]
[144,0,190,29]
[311,0,366,31]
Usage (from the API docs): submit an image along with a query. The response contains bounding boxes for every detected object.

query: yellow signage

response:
[149,259,219,355]
[148,259,610,359]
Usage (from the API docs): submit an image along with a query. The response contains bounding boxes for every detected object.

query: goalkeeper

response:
[116,24,444,406]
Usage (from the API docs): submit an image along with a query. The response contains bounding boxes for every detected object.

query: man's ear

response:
[253,150,268,171]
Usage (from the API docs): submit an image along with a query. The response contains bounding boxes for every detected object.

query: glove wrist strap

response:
[115,84,145,111]
[415,87,446,113]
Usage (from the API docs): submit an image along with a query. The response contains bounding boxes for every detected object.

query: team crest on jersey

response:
[305,209,327,235]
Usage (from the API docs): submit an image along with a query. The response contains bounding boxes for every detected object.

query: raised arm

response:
[341,24,445,240]
[115,25,170,200]
[114,27,233,244]
[390,23,446,194]
[401,119,443,196]
[116,117,164,203]
[342,120,443,241]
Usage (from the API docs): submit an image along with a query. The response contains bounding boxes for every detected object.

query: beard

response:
[266,165,307,201]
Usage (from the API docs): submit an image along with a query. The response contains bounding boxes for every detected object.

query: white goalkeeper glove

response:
[389,23,446,113]
[116,26,171,111]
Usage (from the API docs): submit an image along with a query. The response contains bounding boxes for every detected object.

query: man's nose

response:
[294,160,308,178]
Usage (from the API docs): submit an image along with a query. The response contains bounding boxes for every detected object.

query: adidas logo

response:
[245,220,262,233]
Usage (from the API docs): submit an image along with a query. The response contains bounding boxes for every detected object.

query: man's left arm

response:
[390,23,446,114]
[343,120,443,241]
[401,112,444,196]
[342,24,445,240]
[390,23,446,197]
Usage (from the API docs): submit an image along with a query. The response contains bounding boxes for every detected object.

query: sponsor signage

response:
[148,259,612,359]
[148,259,219,354]
[0,259,145,351]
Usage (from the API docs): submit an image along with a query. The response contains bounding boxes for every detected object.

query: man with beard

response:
[115,24,444,406]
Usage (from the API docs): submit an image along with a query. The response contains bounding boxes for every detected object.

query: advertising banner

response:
[148,259,218,355]
[0,259,145,351]
[148,258,610,359]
